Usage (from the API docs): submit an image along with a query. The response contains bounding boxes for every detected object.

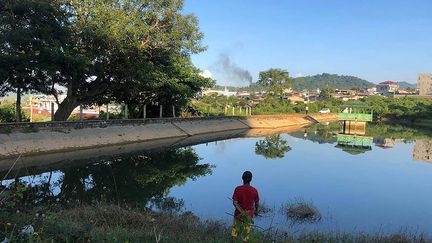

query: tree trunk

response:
[53,97,79,121]
[15,87,22,122]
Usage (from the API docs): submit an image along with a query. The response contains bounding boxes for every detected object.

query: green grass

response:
[1,204,431,243]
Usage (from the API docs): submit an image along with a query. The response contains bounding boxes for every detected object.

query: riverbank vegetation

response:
[2,201,430,242]
[190,94,432,122]
[190,94,345,116]
[1,176,430,242]
[363,96,432,121]
[1,94,431,123]
[0,104,28,123]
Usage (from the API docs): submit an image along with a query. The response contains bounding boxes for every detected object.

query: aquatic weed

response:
[280,199,322,224]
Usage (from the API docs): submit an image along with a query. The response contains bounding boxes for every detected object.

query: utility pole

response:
[29,96,33,122]
[79,105,83,121]
[51,103,55,121]
[124,104,128,119]
[143,104,146,120]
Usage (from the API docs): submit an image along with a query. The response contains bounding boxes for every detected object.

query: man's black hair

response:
[242,171,253,184]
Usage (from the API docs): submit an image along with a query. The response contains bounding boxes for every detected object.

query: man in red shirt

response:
[231,171,259,241]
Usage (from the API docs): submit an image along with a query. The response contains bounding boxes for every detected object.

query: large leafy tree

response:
[49,0,210,120]
[1,0,211,121]
[0,0,69,121]
[111,54,212,118]
[257,68,292,97]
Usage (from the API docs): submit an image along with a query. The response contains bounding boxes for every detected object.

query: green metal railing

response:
[338,112,373,122]
[337,134,373,146]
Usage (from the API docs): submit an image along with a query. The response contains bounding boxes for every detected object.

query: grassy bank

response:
[2,204,231,243]
[1,204,431,243]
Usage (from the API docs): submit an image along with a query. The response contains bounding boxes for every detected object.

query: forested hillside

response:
[293,73,374,90]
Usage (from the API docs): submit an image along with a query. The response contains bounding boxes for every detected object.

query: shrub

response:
[0,104,29,122]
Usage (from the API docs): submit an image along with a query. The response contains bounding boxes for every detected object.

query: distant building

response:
[367,86,377,94]
[288,93,305,104]
[32,95,65,113]
[331,93,361,101]
[334,89,357,96]
[202,88,237,97]
[374,137,395,149]
[397,89,411,94]
[236,91,252,98]
[413,140,432,163]
[25,94,100,120]
[418,73,432,96]
[377,81,399,95]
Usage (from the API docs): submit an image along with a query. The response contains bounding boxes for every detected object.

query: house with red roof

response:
[377,81,399,95]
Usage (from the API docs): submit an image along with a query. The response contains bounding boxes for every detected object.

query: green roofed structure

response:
[336,134,373,155]
[338,102,373,122]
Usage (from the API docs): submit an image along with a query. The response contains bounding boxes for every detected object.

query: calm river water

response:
[3,123,432,235]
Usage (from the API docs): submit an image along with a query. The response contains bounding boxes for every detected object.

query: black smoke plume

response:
[214,53,252,85]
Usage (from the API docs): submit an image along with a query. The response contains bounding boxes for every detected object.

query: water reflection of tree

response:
[255,135,291,159]
[4,147,213,208]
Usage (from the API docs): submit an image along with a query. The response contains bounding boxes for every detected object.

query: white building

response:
[202,87,237,97]
[29,94,100,117]
[31,94,66,113]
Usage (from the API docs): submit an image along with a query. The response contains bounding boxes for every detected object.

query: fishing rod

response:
[224,211,271,232]
[226,197,272,232]
[227,196,281,243]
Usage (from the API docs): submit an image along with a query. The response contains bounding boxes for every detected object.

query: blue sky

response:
[183,0,432,86]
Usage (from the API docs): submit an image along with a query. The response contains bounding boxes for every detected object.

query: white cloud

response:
[200,70,213,79]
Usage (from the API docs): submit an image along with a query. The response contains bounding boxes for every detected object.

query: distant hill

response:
[293,73,374,91]
[398,81,417,89]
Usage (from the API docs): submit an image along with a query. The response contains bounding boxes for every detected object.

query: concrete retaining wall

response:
[0,114,338,158]
[173,118,248,136]
[308,113,339,122]
[239,114,312,129]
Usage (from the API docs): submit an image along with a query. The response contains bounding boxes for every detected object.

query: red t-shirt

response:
[232,184,259,218]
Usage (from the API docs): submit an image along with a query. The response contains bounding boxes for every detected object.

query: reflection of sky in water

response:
[169,134,432,234]
[5,171,63,195]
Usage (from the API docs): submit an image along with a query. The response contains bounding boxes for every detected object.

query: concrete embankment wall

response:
[309,113,339,122]
[240,114,312,128]
[0,114,338,158]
